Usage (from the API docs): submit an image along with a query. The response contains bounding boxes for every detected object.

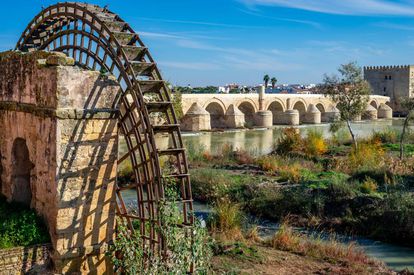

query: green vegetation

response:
[399,97,414,159]
[320,61,370,148]
[110,185,212,274]
[0,196,50,248]
[171,89,184,120]
[174,85,218,94]
[263,74,270,88]
[116,126,414,271]
[271,77,277,89]
[182,127,414,248]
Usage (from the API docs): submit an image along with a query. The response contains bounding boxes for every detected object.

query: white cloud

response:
[238,8,322,28]
[240,0,414,16]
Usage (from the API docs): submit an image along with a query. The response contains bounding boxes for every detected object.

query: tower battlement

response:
[364,65,411,71]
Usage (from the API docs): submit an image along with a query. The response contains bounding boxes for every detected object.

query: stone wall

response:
[0,51,118,274]
[0,244,52,274]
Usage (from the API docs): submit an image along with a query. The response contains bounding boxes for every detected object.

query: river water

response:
[191,201,414,272]
[121,119,414,271]
[182,119,411,156]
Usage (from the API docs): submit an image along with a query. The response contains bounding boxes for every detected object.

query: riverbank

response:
[117,120,414,272]
[212,243,393,274]
[181,125,414,271]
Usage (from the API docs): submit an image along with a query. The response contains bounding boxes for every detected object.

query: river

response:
[121,119,414,271]
[182,118,411,156]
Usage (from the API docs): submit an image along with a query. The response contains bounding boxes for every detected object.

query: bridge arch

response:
[237,100,257,126]
[267,100,285,125]
[370,100,378,109]
[292,100,307,123]
[205,101,226,129]
[315,103,326,113]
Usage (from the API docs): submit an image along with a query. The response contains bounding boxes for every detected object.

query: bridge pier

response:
[254,110,273,128]
[363,105,378,120]
[281,110,300,125]
[378,103,393,119]
[225,104,245,128]
[322,106,340,122]
[180,103,211,131]
[303,104,321,124]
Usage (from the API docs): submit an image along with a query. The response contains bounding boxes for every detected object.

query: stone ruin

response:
[0,51,118,273]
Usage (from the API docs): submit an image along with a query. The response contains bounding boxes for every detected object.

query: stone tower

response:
[364,65,414,113]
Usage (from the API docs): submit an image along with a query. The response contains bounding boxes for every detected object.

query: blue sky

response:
[1,0,414,86]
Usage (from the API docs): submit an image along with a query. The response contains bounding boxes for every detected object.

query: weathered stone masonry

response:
[0,51,118,273]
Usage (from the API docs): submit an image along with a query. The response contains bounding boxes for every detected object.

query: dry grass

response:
[360,177,378,194]
[209,200,244,242]
[245,226,262,243]
[268,222,379,266]
[279,163,302,184]
[339,139,385,173]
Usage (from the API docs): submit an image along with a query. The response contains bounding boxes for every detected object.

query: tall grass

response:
[208,200,244,242]
[269,222,377,266]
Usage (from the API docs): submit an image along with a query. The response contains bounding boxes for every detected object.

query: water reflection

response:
[183,119,409,156]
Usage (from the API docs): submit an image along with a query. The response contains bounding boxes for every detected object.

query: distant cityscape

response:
[174,83,318,95]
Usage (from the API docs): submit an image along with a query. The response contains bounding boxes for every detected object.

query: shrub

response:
[372,128,398,144]
[191,168,233,202]
[111,187,212,274]
[360,177,378,194]
[304,129,328,157]
[118,161,134,186]
[234,149,254,165]
[255,155,281,173]
[279,163,302,184]
[345,140,385,173]
[0,197,50,248]
[172,89,184,120]
[208,200,243,241]
[185,141,207,163]
[275,127,302,155]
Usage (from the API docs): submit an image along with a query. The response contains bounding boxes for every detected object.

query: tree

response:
[399,98,414,159]
[271,77,277,89]
[263,74,270,88]
[320,61,370,149]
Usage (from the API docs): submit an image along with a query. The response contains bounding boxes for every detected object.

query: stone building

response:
[364,65,414,113]
[0,51,118,273]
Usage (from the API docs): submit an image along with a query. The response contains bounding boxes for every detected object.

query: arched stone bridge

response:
[180,90,392,131]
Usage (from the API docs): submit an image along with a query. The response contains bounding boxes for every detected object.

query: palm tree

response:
[271,77,277,89]
[263,74,270,88]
